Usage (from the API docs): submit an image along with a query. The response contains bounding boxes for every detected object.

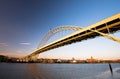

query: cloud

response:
[19,42,31,45]
[0,43,8,46]
[0,43,6,44]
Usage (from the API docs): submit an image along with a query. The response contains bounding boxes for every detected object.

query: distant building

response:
[48,59,54,63]
[57,58,62,63]
[71,57,77,63]
[86,56,98,63]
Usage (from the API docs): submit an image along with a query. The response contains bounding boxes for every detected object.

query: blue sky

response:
[0,0,120,59]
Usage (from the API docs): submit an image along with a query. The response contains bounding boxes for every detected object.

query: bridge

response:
[23,13,120,60]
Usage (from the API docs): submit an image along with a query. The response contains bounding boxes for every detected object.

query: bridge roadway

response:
[25,13,120,59]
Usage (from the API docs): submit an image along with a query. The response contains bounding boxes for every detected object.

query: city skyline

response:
[0,0,120,59]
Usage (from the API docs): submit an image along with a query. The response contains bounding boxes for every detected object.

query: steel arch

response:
[38,26,82,48]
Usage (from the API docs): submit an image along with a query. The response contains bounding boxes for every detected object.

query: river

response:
[0,63,120,79]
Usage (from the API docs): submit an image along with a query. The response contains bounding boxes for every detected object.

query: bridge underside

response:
[24,13,120,59]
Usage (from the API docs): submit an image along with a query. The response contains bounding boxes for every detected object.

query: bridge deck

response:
[26,13,120,58]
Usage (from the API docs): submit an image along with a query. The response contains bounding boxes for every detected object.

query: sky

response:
[0,0,120,59]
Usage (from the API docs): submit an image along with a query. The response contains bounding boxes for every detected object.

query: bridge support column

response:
[105,23,111,34]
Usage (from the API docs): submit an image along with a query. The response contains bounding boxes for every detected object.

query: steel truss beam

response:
[91,29,120,43]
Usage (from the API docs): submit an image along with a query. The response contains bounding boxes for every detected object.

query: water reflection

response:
[26,64,119,79]
[0,63,120,79]
[27,64,49,79]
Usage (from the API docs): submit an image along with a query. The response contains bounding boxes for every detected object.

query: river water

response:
[0,63,120,79]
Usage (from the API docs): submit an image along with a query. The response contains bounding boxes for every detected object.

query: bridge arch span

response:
[38,26,82,48]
